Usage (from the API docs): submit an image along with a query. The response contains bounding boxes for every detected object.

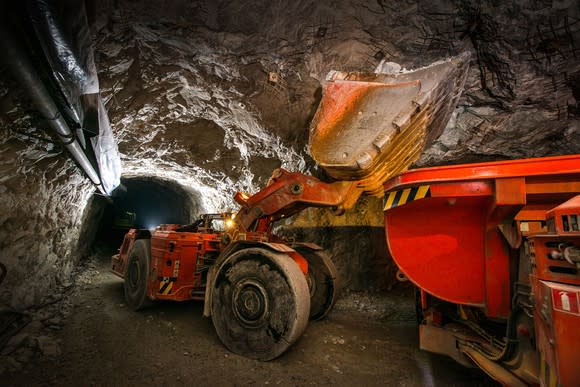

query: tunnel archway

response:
[78,176,202,253]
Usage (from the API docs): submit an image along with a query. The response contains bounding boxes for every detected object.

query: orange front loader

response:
[383,154,580,386]
[112,54,471,361]
[112,213,339,361]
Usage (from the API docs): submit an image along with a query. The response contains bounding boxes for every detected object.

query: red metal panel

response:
[386,180,516,316]
[483,219,513,318]
[431,181,493,198]
[149,230,218,302]
[515,204,553,221]
[384,155,580,318]
[385,196,487,306]
[526,177,580,196]
[532,279,580,387]
[546,195,580,235]
[494,177,526,205]
[384,154,580,192]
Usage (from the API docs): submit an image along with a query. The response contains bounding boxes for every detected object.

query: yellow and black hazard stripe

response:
[384,185,431,211]
[158,277,177,295]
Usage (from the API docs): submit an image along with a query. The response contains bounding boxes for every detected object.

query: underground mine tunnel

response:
[1,0,580,385]
[89,177,198,249]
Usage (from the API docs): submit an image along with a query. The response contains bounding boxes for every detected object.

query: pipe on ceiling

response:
[0,29,108,196]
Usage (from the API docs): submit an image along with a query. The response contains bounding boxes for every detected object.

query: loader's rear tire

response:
[124,239,152,311]
[297,248,339,320]
[211,248,310,361]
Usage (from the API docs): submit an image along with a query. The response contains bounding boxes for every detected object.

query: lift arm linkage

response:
[234,168,363,232]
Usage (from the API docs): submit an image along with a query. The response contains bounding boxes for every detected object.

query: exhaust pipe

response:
[0,30,107,196]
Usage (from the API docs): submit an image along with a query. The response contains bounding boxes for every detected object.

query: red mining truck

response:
[383,154,580,386]
[111,53,472,361]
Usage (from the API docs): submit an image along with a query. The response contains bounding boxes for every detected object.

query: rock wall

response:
[416,0,580,166]
[94,0,580,171]
[279,196,396,291]
[0,126,94,309]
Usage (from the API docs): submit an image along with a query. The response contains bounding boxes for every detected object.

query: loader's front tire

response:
[124,239,152,311]
[297,248,339,320]
[211,248,310,361]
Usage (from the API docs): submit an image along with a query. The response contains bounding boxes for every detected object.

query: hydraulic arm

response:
[112,52,473,363]
[234,53,471,233]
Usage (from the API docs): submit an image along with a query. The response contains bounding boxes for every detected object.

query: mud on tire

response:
[211,248,310,361]
[296,248,339,320]
[124,239,152,311]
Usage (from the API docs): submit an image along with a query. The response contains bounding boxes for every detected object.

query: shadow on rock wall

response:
[281,226,397,292]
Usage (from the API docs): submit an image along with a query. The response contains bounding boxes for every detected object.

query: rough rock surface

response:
[0,251,101,375]
[0,132,94,308]
[1,0,579,318]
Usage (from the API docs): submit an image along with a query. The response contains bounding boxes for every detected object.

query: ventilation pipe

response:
[0,29,108,196]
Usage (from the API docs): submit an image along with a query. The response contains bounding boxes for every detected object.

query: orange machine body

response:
[383,154,580,385]
[111,221,307,303]
[528,196,580,387]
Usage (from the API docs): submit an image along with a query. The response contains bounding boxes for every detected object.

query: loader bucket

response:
[309,52,470,195]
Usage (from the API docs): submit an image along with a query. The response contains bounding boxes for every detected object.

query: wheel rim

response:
[232,279,270,328]
[128,258,140,291]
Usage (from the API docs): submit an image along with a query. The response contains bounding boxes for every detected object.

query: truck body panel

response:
[383,154,580,385]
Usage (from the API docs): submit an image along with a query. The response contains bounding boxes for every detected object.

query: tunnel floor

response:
[4,251,497,386]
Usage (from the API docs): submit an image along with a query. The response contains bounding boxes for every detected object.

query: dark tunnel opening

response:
[78,176,199,254]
